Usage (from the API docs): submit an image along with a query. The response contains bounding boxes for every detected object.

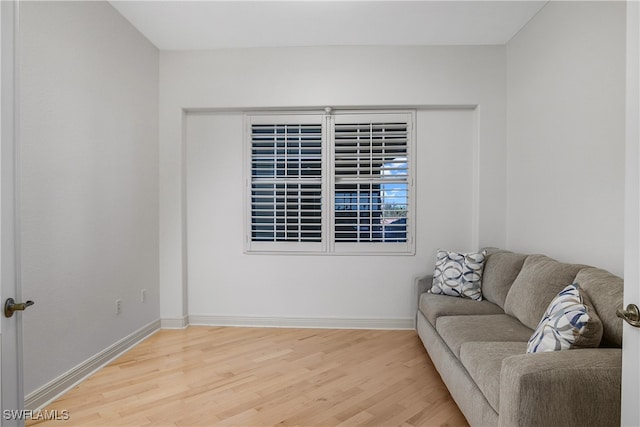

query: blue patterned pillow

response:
[429,249,486,301]
[527,283,603,353]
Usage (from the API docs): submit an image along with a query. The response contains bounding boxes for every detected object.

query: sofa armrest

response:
[416,275,432,299]
[415,275,432,310]
[413,275,432,328]
[498,348,621,427]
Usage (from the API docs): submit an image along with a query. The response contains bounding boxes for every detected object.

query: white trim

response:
[471,106,481,250]
[188,314,414,330]
[622,0,640,424]
[181,110,190,320]
[160,316,189,329]
[1,0,24,416]
[25,320,161,411]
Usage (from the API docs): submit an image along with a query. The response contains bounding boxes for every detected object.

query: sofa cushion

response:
[527,283,603,353]
[504,255,586,330]
[574,267,624,347]
[436,314,533,357]
[481,250,527,309]
[419,293,504,327]
[429,249,487,300]
[459,341,527,412]
[416,312,501,426]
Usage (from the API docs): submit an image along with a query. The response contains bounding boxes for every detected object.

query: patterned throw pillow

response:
[429,249,487,301]
[527,283,603,353]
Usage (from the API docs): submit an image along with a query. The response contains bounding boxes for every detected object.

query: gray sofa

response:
[415,248,623,427]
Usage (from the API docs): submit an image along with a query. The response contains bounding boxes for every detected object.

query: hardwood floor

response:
[28,327,468,427]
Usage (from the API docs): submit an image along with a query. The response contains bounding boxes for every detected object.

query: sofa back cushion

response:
[574,267,624,347]
[481,249,527,309]
[504,254,586,330]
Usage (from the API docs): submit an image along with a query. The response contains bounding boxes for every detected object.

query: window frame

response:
[244,110,416,255]
[245,113,328,254]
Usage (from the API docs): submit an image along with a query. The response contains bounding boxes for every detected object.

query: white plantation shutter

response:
[332,113,412,253]
[245,111,414,254]
[247,115,324,252]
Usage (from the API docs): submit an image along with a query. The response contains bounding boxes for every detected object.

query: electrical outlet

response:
[115,299,122,315]
[141,289,146,303]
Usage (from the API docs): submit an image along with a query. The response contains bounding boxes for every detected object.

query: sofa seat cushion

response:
[419,293,504,327]
[459,341,527,412]
[504,255,587,330]
[436,314,533,357]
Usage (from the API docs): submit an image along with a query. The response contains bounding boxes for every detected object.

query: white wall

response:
[160,46,507,323]
[186,109,475,324]
[506,1,626,276]
[19,2,159,394]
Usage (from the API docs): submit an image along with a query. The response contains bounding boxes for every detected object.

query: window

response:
[246,111,415,254]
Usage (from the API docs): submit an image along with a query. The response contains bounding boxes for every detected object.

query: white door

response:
[1,1,25,426]
[622,1,640,425]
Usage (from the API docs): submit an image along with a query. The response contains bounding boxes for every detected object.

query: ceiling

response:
[109,1,548,50]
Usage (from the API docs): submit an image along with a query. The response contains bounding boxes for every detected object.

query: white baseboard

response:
[25,319,161,411]
[188,314,414,330]
[160,316,189,329]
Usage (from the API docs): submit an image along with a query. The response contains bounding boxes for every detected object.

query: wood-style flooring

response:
[27,326,468,427]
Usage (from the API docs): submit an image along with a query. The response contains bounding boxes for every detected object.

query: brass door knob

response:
[4,298,34,318]
[616,304,640,327]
